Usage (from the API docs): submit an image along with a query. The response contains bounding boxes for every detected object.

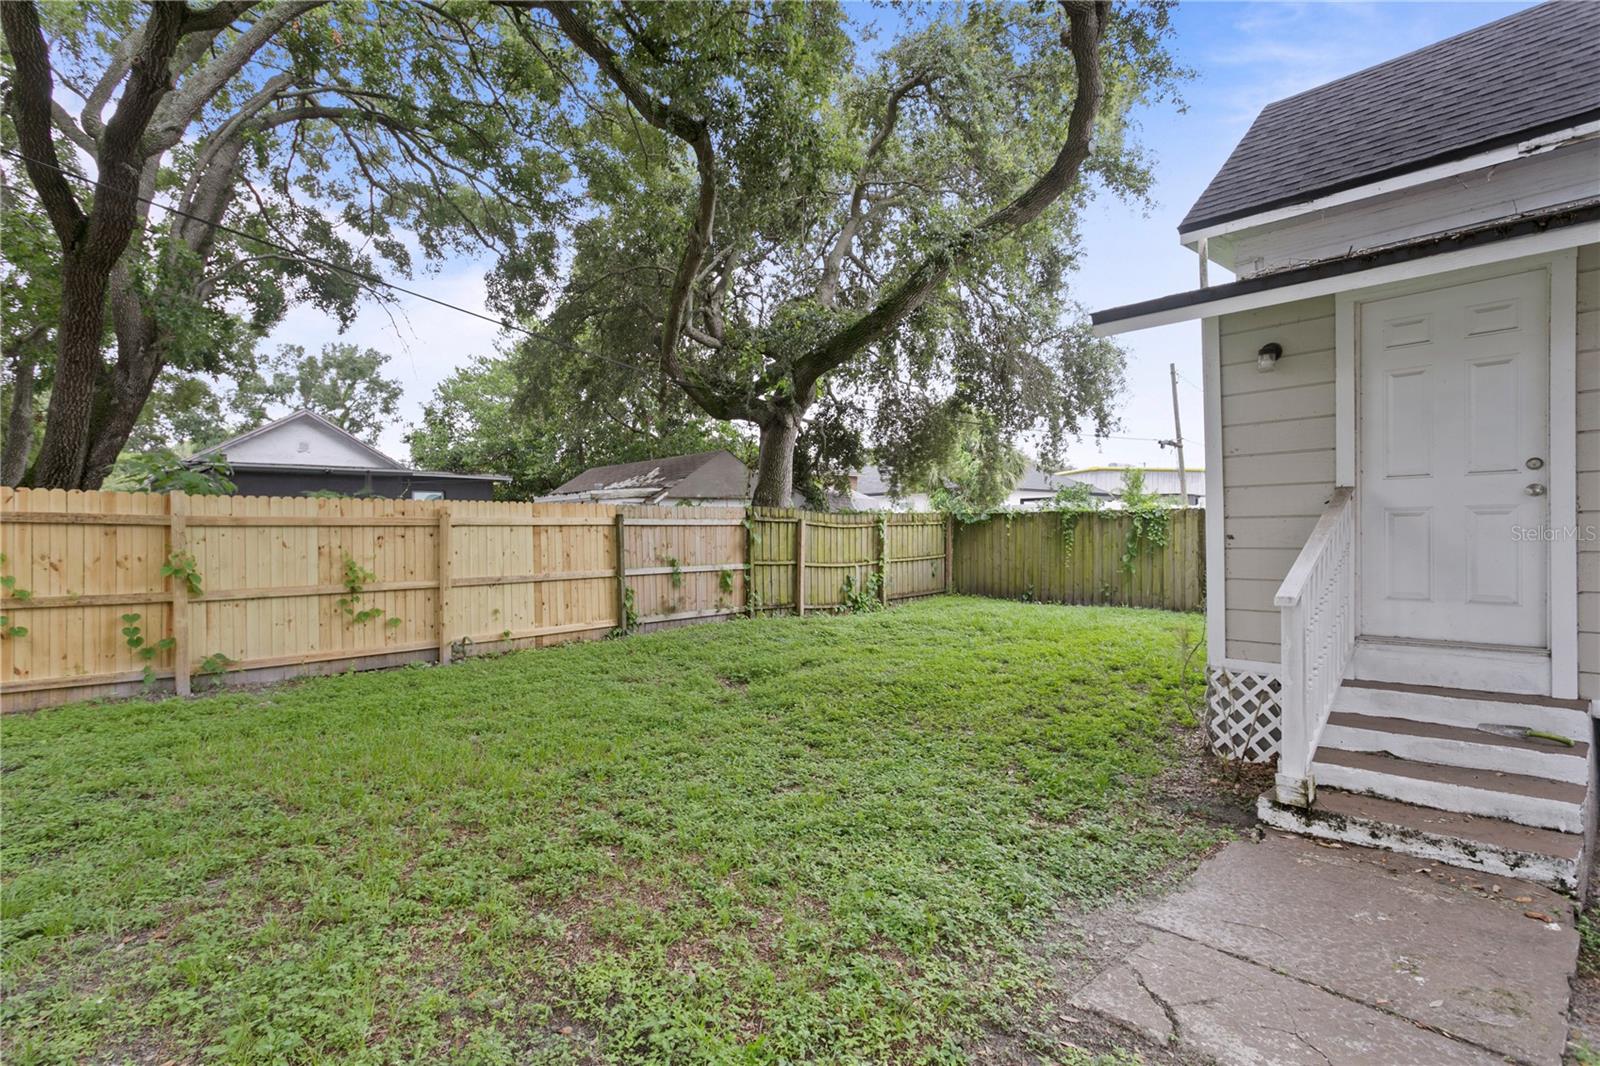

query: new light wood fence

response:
[1,490,1201,711]
[953,509,1204,610]
[0,490,952,710]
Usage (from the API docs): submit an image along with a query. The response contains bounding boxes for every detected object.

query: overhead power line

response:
[0,146,657,377]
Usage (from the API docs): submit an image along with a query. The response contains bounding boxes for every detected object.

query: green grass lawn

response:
[2,596,1220,1065]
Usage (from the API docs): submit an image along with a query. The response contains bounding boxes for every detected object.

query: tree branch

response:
[794,0,1108,399]
[1,2,87,245]
[519,1,718,388]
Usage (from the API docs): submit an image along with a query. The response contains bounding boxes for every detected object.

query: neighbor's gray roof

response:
[545,450,749,500]
[1181,1,1600,234]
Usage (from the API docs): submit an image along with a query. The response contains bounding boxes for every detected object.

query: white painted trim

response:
[1094,222,1600,336]
[1202,315,1226,667]
[1334,294,1356,488]
[1219,656,1278,676]
[1550,248,1580,699]
[1177,121,1600,246]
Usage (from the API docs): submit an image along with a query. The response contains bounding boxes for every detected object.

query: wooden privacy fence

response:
[953,508,1204,611]
[0,490,951,710]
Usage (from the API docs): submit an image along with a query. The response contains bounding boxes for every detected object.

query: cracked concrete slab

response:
[1075,930,1507,1066]
[1135,834,1576,1064]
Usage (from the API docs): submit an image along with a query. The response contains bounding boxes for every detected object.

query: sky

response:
[264,0,1535,469]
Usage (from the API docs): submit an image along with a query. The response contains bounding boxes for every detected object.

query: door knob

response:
[1526,483,1547,496]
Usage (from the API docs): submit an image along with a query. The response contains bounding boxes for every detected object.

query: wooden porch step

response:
[1257,787,1586,893]
[1332,681,1591,736]
[1312,748,1586,832]
[1321,711,1590,782]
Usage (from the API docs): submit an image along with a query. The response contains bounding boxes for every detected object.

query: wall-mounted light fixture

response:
[1257,342,1283,373]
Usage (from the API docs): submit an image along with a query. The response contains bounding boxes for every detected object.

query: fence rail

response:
[1,489,1201,711]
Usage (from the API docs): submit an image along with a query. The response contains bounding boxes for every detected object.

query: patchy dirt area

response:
[971,722,1270,1064]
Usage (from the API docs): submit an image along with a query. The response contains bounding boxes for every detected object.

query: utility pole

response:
[1169,362,1188,508]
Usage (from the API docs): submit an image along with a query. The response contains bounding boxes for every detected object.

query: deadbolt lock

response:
[1526,457,1545,470]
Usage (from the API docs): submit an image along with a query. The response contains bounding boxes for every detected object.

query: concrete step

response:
[1320,710,1590,783]
[1333,678,1592,737]
[1311,748,1587,833]
[1258,787,1585,895]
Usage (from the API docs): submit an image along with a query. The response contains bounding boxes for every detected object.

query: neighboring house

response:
[1058,465,1205,508]
[1091,1,1600,891]
[850,462,1081,511]
[187,409,508,499]
[541,450,755,506]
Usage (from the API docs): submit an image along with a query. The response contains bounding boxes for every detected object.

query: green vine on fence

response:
[0,553,31,639]
[839,572,883,614]
[1117,470,1171,575]
[160,550,203,597]
[121,613,176,687]
[337,553,401,627]
[197,652,235,691]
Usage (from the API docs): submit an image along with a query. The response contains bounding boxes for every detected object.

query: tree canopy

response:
[499,0,1178,504]
[1,0,569,487]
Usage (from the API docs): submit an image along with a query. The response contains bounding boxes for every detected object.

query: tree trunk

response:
[752,408,802,507]
[27,256,114,487]
[2,339,40,486]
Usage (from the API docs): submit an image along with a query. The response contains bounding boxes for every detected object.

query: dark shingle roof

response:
[1182,1,1600,234]
[546,450,749,499]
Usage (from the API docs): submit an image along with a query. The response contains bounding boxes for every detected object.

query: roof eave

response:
[1094,201,1600,336]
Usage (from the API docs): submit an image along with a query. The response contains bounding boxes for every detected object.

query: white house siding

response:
[1579,243,1600,700]
[1219,296,1338,663]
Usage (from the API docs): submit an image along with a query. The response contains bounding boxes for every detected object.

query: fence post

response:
[169,491,191,697]
[944,515,954,594]
[614,512,629,631]
[436,507,453,663]
[794,514,806,617]
[745,511,756,618]
[877,517,889,605]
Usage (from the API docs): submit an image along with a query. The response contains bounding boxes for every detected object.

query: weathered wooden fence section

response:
[0,490,951,709]
[746,508,950,614]
[954,509,1204,610]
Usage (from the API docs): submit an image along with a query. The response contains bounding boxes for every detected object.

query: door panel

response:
[1358,270,1549,646]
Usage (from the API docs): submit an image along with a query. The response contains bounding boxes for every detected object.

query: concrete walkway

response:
[1073,832,1578,1065]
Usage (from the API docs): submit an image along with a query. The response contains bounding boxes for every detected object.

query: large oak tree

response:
[505,1,1176,505]
[2,0,568,487]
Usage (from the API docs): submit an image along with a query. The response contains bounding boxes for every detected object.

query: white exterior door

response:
[1358,270,1549,647]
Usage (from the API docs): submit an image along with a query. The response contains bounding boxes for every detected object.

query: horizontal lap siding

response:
[1579,244,1599,699]
[1219,296,1337,664]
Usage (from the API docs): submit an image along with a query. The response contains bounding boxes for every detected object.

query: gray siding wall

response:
[1579,244,1600,700]
[1219,296,1338,663]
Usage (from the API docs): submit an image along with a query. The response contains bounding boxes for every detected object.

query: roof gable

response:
[1182,1,1600,234]
[191,410,402,470]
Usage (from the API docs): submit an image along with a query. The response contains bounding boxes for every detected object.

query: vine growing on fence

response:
[0,553,31,639]
[121,613,176,687]
[337,553,403,627]
[1117,470,1171,575]
[839,572,883,613]
[160,551,204,597]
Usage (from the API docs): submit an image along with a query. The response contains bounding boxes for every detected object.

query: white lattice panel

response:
[1207,666,1282,763]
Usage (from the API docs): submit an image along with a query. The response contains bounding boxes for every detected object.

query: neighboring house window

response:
[411,490,444,501]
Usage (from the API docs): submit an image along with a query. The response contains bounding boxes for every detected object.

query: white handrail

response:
[1273,488,1356,807]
